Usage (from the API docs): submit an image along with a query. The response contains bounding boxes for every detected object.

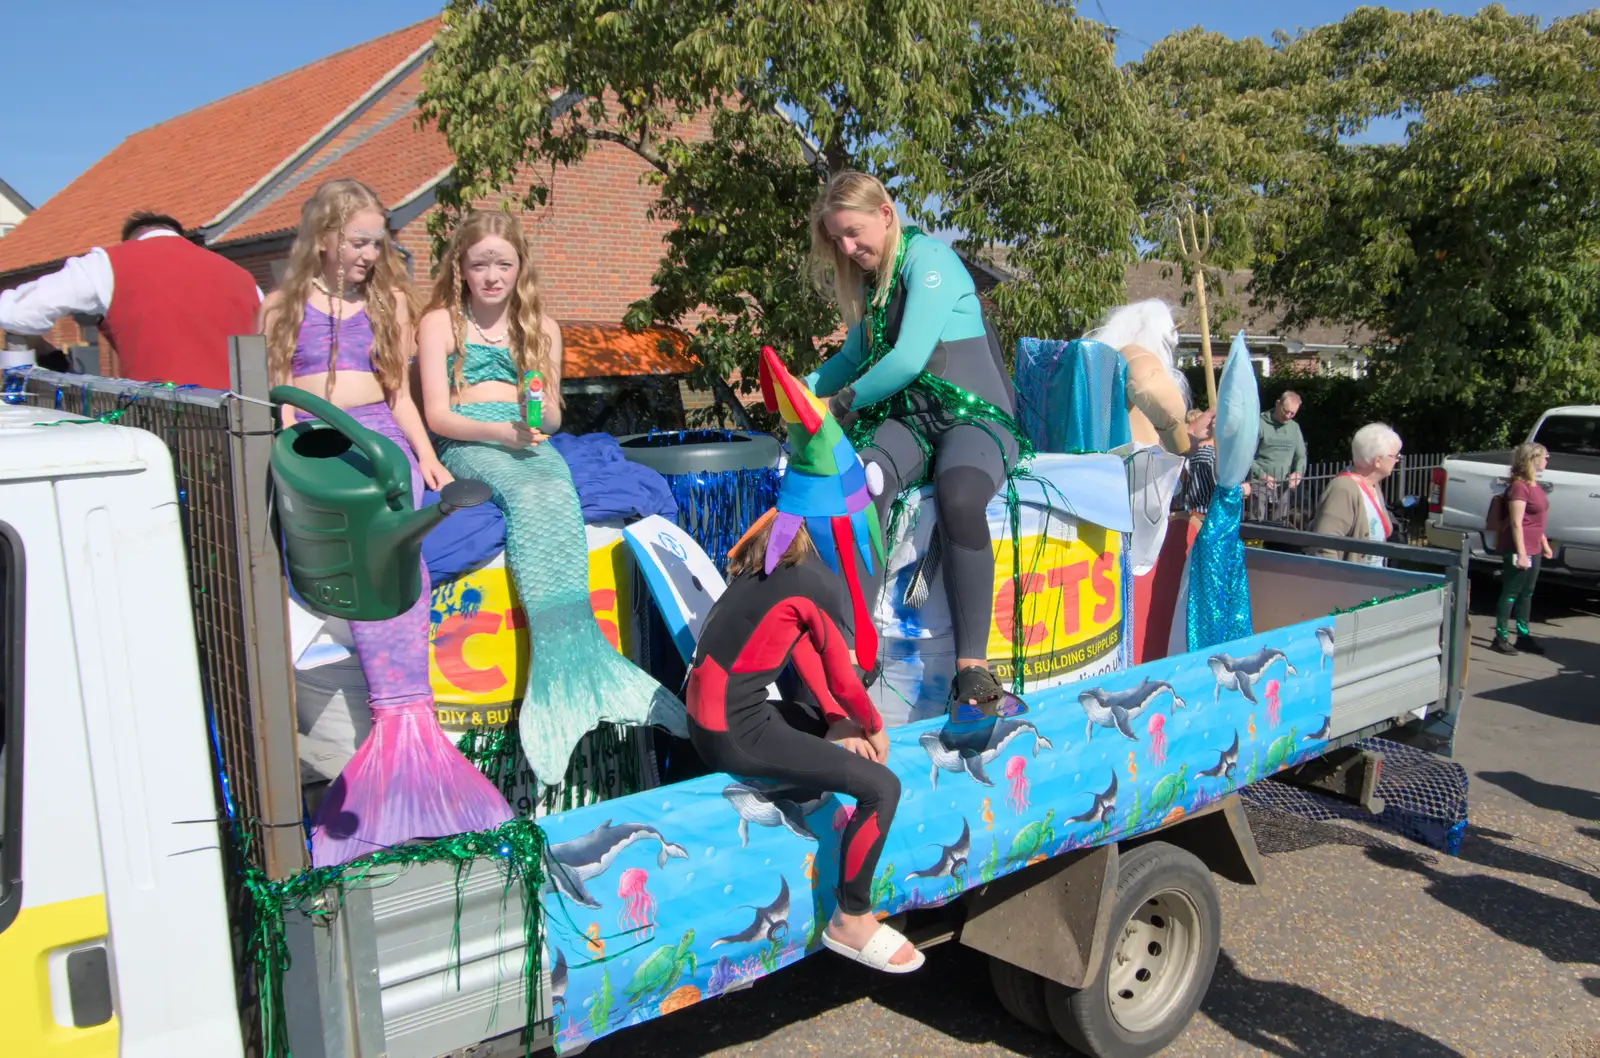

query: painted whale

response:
[712,876,791,948]
[1197,730,1240,781]
[1208,648,1297,705]
[1077,678,1185,741]
[1068,771,1117,825]
[907,818,971,881]
[1302,715,1331,741]
[1315,626,1336,670]
[920,718,1053,788]
[544,821,689,909]
[723,781,829,846]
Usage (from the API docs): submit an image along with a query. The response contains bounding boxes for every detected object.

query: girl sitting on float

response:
[260,178,511,867]
[416,211,685,794]
[806,171,1027,721]
[686,346,919,973]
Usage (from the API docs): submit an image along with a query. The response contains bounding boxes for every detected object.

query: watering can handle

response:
[269,385,411,505]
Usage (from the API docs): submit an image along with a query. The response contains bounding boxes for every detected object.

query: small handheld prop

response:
[523,369,544,430]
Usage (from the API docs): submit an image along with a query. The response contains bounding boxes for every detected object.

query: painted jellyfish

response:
[1005,755,1030,813]
[1147,713,1167,765]
[832,804,855,833]
[1264,679,1282,729]
[616,867,656,936]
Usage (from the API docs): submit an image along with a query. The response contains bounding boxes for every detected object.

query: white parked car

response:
[1427,405,1600,582]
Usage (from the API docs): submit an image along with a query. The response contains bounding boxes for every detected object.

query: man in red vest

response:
[0,211,260,390]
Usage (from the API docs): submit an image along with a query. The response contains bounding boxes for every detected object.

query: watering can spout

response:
[384,480,494,552]
[268,385,494,621]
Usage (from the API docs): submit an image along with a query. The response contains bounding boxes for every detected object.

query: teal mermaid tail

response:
[438,403,687,790]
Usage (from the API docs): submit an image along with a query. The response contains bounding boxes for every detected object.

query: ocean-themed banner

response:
[537,615,1333,1051]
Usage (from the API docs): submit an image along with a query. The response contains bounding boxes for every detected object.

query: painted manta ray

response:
[712,876,790,948]
[1068,771,1117,825]
[549,948,568,1016]
[544,821,689,909]
[1302,715,1331,741]
[907,818,971,881]
[1197,730,1240,781]
[1208,648,1298,705]
[1315,626,1336,670]
[919,718,1054,788]
[723,780,829,846]
[1077,678,1185,741]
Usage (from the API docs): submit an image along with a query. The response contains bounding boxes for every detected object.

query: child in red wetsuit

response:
[685,346,921,973]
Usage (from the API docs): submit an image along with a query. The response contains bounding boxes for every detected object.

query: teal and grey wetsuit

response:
[806,233,1019,664]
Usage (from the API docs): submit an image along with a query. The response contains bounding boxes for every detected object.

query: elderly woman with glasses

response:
[1309,423,1403,565]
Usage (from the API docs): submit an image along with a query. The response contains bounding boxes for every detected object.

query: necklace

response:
[468,312,509,345]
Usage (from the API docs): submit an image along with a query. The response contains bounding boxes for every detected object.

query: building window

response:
[0,524,22,934]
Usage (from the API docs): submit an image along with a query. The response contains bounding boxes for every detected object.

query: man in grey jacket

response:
[1249,390,1307,523]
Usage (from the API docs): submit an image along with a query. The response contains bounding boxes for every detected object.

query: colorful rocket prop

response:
[1183,332,1260,651]
[753,345,884,670]
[523,369,544,429]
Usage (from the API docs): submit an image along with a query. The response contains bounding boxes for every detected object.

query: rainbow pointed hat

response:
[755,345,883,669]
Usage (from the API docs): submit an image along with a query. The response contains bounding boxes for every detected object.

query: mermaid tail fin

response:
[311,701,514,867]
[516,598,687,792]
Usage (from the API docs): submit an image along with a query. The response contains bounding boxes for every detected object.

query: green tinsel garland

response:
[1329,582,1443,616]
[242,819,548,1058]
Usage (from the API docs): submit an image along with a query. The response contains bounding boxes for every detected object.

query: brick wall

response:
[397,106,716,323]
[395,144,670,320]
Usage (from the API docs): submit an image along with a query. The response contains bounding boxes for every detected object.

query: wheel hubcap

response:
[1107,888,1202,1034]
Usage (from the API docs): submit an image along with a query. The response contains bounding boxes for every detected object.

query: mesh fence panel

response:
[11,375,268,860]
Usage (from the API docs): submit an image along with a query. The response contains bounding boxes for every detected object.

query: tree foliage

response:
[1132,7,1600,448]
[418,0,1140,403]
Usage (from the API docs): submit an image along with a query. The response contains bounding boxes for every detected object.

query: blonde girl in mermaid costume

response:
[261,179,512,867]
[417,212,686,792]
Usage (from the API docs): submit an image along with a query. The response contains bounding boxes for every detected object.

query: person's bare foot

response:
[827,910,916,965]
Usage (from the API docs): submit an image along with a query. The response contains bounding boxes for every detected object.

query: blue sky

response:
[1,1,1587,209]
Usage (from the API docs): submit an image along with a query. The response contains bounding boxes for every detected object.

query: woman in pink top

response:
[1493,442,1552,655]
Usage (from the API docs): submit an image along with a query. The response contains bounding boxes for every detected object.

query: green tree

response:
[1135,8,1600,449]
[419,0,1142,406]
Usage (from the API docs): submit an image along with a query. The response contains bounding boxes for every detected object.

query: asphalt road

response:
[581,583,1600,1058]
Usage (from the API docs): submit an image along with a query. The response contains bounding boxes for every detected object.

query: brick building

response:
[0,18,709,373]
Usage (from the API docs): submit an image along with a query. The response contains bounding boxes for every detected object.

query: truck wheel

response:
[1045,842,1220,1058]
[988,956,1052,1035]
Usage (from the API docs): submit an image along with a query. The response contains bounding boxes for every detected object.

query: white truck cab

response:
[0,405,241,1057]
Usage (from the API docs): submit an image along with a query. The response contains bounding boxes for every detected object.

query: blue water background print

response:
[538,614,1334,1051]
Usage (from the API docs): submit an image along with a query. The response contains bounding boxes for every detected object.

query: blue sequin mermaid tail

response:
[438,403,687,790]
[1187,483,1253,651]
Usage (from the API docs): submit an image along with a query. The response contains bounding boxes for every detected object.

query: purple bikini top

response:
[291,304,376,376]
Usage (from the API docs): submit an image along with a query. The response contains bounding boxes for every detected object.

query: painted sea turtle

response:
[1263,728,1299,774]
[1005,809,1056,865]
[623,928,698,1004]
[1145,763,1189,818]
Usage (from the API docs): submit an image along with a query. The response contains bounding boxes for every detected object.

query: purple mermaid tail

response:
[301,401,513,867]
[310,701,513,866]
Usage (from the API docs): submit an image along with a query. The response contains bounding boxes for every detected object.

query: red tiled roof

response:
[214,66,449,244]
[0,18,439,278]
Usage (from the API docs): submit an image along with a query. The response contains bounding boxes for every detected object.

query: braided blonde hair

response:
[426,211,556,401]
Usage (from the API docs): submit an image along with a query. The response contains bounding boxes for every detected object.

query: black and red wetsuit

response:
[686,557,900,916]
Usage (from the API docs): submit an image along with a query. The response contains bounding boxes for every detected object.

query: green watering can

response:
[269,385,492,621]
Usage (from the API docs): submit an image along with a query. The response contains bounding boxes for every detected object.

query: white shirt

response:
[0,229,262,336]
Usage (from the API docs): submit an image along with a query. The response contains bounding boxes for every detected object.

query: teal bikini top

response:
[449,341,518,387]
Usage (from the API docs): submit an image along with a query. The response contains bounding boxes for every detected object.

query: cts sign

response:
[988,524,1123,689]
[428,537,631,728]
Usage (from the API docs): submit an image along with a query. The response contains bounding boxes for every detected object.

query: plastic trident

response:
[755,344,883,669]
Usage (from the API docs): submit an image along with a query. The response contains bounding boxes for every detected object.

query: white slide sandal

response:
[821,922,926,974]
